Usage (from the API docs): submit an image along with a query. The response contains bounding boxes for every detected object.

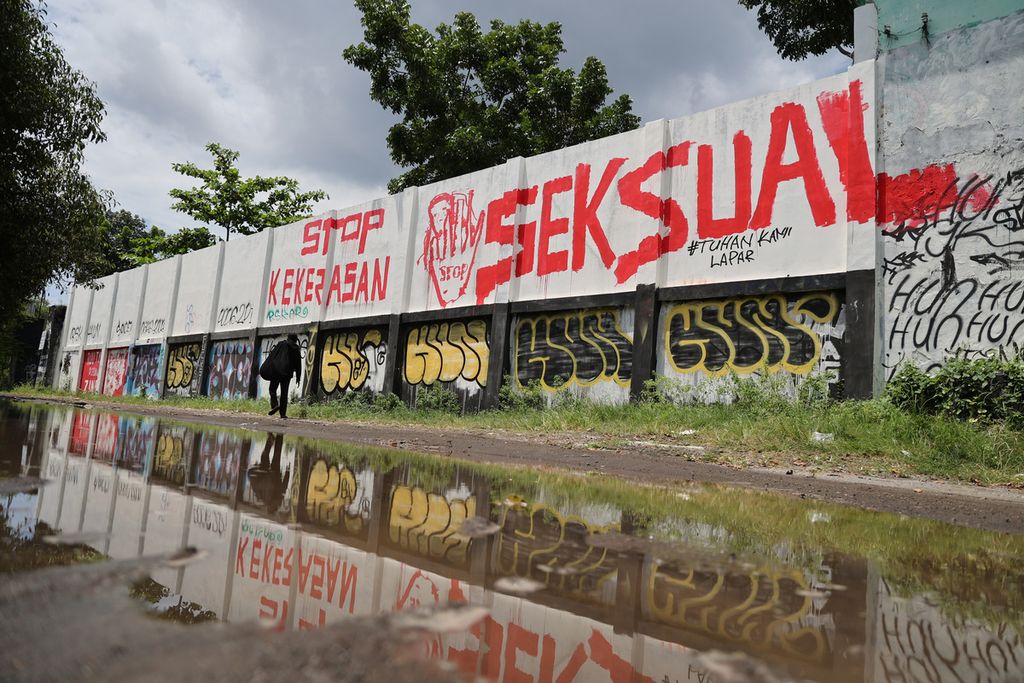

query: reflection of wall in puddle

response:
[870,576,1023,682]
[29,416,860,682]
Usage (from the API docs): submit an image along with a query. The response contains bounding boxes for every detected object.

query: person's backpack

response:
[259,341,290,381]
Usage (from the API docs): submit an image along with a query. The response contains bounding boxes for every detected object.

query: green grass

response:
[9,384,1024,485]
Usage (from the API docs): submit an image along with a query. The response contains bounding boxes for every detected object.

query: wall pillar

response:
[481,303,512,410]
[629,284,659,403]
[245,329,260,399]
[382,314,403,397]
[843,271,877,399]
[195,334,211,398]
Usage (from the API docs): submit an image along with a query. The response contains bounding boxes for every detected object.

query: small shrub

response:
[497,376,547,411]
[733,372,791,415]
[415,383,462,414]
[886,355,1024,428]
[372,392,404,413]
[797,371,836,408]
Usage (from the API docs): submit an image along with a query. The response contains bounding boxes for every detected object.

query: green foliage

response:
[372,391,404,413]
[93,210,217,276]
[0,0,109,323]
[414,383,462,414]
[169,143,327,240]
[739,0,857,60]
[497,376,547,411]
[886,356,1024,429]
[343,0,641,193]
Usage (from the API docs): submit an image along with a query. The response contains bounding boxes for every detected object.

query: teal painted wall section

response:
[875,0,1024,49]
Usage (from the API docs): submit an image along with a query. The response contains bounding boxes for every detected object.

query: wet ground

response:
[1,400,1022,681]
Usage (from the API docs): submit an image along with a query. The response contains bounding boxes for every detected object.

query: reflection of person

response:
[247,432,290,512]
[260,334,302,418]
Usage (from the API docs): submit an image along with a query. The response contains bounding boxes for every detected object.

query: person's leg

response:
[269,379,280,415]
[279,378,291,418]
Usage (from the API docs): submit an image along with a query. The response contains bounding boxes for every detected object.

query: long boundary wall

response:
[53,4,1024,409]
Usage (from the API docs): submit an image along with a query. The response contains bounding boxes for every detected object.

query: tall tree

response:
[343,0,641,194]
[739,0,856,60]
[0,0,109,323]
[169,143,327,241]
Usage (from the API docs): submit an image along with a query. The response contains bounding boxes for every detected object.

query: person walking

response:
[260,334,302,418]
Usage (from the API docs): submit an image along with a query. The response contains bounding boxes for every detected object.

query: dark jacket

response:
[261,339,302,383]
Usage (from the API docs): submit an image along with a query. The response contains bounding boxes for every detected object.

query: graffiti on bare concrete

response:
[881,168,1024,375]
[165,343,202,395]
[320,329,386,395]
[403,320,489,388]
[387,484,477,566]
[663,292,842,376]
[514,310,633,390]
[217,303,254,328]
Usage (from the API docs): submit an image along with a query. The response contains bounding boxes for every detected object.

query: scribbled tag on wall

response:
[318,328,387,397]
[660,291,844,388]
[513,309,634,393]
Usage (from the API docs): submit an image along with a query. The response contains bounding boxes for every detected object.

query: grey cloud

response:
[48,0,851,235]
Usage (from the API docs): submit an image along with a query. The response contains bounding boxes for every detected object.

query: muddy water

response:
[1,401,1022,682]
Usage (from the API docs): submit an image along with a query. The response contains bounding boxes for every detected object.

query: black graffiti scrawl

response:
[881,169,1024,375]
[514,309,633,390]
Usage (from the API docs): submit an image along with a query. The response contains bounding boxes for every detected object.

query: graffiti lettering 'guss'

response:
[166,343,201,390]
[320,329,386,395]
[403,320,489,387]
[664,293,840,376]
[514,310,633,390]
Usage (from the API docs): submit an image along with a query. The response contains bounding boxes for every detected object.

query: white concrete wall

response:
[877,11,1024,377]
[214,230,269,334]
[85,275,118,349]
[108,266,147,346]
[137,257,179,344]
[262,214,331,329]
[170,242,223,337]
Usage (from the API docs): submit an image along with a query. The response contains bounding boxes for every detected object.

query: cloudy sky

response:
[49,0,849,235]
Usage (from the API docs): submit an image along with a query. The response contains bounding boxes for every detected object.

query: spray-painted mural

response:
[205,339,254,400]
[318,328,387,397]
[101,347,130,396]
[125,344,163,398]
[513,309,634,403]
[658,291,844,396]
[402,319,489,410]
[79,349,102,393]
[164,342,203,397]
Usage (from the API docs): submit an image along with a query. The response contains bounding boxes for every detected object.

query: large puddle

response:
[1,401,1022,682]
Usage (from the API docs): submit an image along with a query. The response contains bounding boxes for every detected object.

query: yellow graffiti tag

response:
[645,563,827,663]
[305,459,364,533]
[403,320,488,387]
[388,484,476,565]
[320,329,385,394]
[166,343,201,389]
[663,292,839,377]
